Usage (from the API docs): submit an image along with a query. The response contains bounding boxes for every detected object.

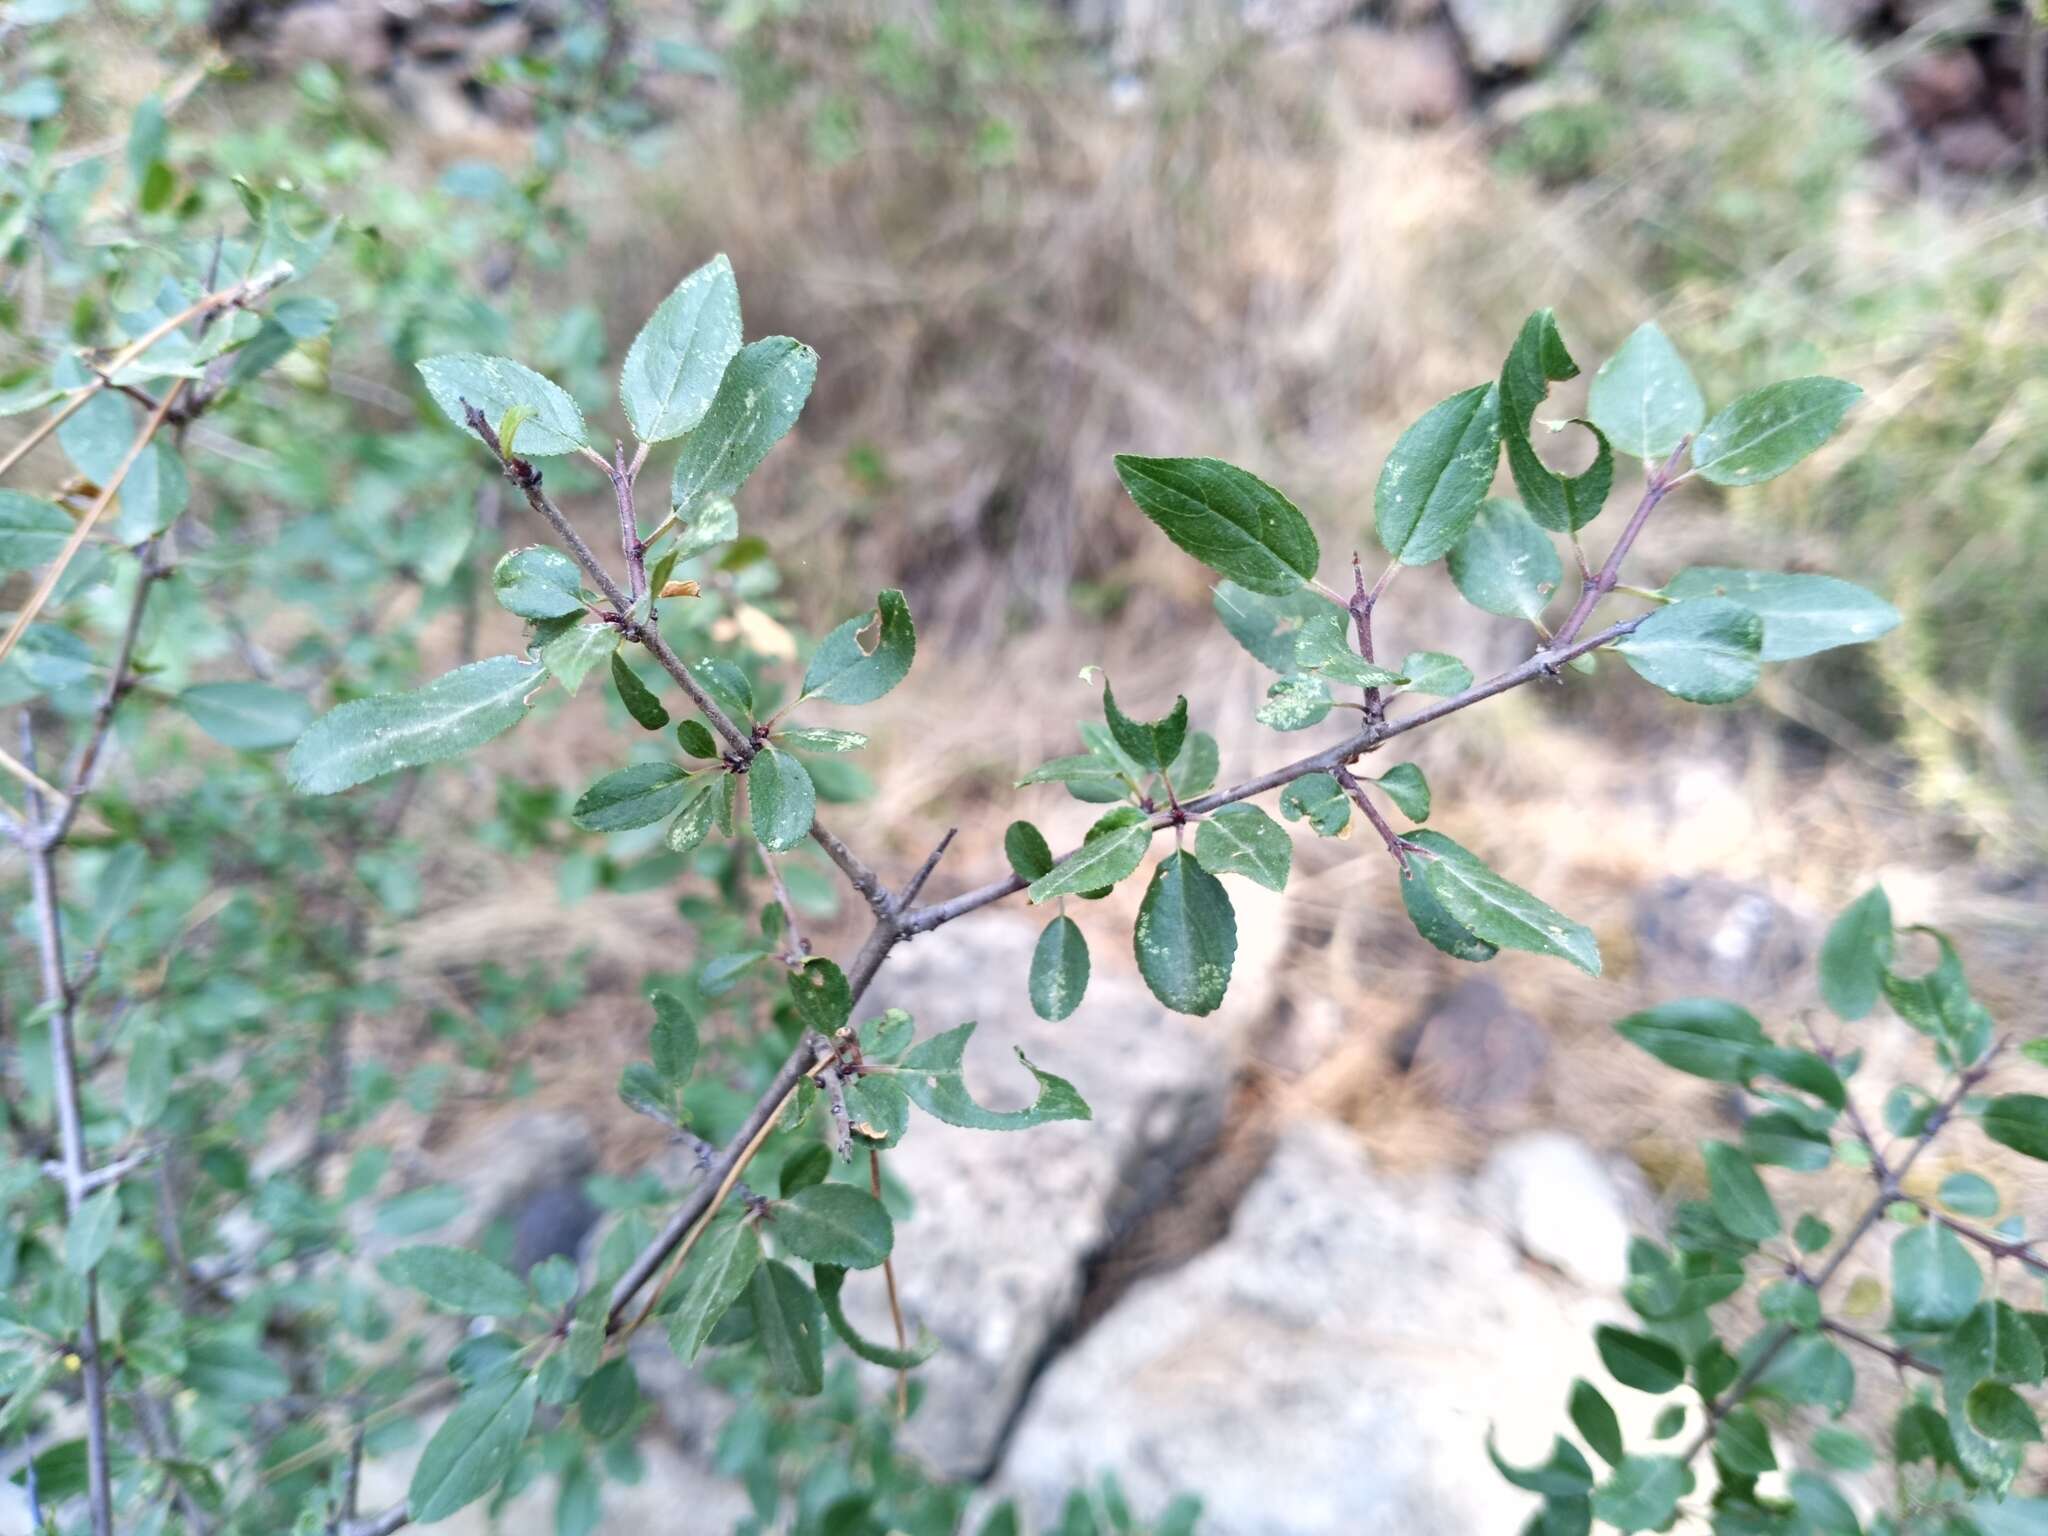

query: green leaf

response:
[538,622,619,697]
[1662,568,1898,661]
[846,1075,909,1149]
[1486,1431,1592,1497]
[1744,1110,1831,1172]
[1982,1094,2048,1162]
[1399,872,1497,962]
[1375,383,1501,567]
[1939,1172,2000,1220]
[1016,752,1130,802]
[1612,597,1763,705]
[577,1359,639,1440]
[407,1370,539,1522]
[184,1337,287,1403]
[620,253,743,444]
[65,1188,119,1273]
[1892,1222,1982,1333]
[1884,928,1992,1069]
[493,546,586,621]
[749,1259,824,1395]
[572,763,692,832]
[610,654,670,731]
[1408,831,1599,975]
[1134,851,1238,1016]
[1701,1141,1780,1242]
[787,957,853,1036]
[1113,455,1320,596]
[666,1218,762,1363]
[669,337,818,516]
[1760,1279,1821,1330]
[1497,311,1613,534]
[1690,378,1861,487]
[1194,803,1292,892]
[619,1060,682,1125]
[675,719,720,759]
[377,1246,531,1318]
[1569,1379,1623,1467]
[1967,1382,2043,1444]
[288,656,539,794]
[0,489,73,570]
[896,1023,1091,1131]
[672,498,738,559]
[1586,322,1703,462]
[801,590,916,705]
[1292,608,1407,688]
[1448,499,1562,623]
[124,1022,170,1127]
[1027,814,1152,903]
[1590,1456,1692,1533]
[1004,820,1055,883]
[773,1185,893,1269]
[1397,650,1471,697]
[1818,886,1893,1022]
[1786,1472,1859,1536]
[1212,580,1344,671]
[1794,1214,1833,1254]
[649,990,699,1086]
[1102,681,1187,772]
[665,786,720,855]
[1947,1300,2044,1387]
[1810,1427,1873,1473]
[775,727,866,753]
[1279,772,1350,837]
[1372,764,1430,823]
[1715,1407,1775,1475]
[748,748,815,852]
[1595,1325,1685,1393]
[814,1265,938,1369]
[1030,916,1091,1022]
[177,682,313,752]
[689,657,754,722]
[1254,674,1332,732]
[1613,999,1764,1082]
[417,354,587,456]
[374,1184,466,1237]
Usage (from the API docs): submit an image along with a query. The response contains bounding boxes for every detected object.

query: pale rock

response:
[1442,0,1590,73]
[1475,1129,1631,1292]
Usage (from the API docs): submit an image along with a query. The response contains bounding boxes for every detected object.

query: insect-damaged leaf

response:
[894,1023,1091,1131]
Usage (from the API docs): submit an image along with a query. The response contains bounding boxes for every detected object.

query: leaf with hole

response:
[814,1265,938,1369]
[801,590,916,705]
[896,1023,1090,1131]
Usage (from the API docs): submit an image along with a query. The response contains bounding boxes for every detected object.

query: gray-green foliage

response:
[1511,892,2048,1534]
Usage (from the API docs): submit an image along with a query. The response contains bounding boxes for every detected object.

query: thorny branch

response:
[347,391,1690,1535]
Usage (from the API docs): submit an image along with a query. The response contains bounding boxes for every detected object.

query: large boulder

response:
[1443,0,1591,73]
[993,1119,1633,1534]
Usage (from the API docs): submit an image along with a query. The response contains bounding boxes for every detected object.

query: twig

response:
[21,721,114,1536]
[871,1149,911,1419]
[759,844,813,966]
[0,379,187,673]
[1348,556,1398,726]
[1333,764,1415,874]
[894,827,957,912]
[811,822,892,916]
[1679,1047,2001,1462]
[44,1143,158,1194]
[1550,438,1689,651]
[1821,1318,1939,1378]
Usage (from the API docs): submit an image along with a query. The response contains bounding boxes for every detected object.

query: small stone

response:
[1441,0,1590,75]
[1476,1130,1631,1292]
[1633,875,1806,999]
[1930,117,2022,176]
[1328,22,1473,126]
[1397,977,1549,1112]
[1893,48,1987,130]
